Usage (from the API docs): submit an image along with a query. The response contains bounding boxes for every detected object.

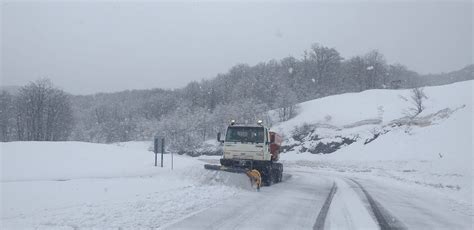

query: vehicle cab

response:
[217,120,273,162]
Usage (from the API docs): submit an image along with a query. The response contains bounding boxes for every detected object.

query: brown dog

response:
[246,169,262,191]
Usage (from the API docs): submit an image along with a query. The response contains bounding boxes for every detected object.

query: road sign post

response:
[154,137,159,167]
[161,137,164,168]
[153,137,167,168]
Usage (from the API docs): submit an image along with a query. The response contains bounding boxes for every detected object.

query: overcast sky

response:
[1,0,472,95]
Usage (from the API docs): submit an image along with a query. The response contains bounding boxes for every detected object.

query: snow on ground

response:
[276,80,473,210]
[1,81,472,229]
[2,141,172,181]
[0,142,250,229]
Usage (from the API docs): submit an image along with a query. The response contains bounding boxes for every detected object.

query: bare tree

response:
[410,87,428,116]
[343,56,367,91]
[0,91,15,141]
[275,84,298,122]
[15,79,74,141]
[364,50,388,89]
[308,43,343,95]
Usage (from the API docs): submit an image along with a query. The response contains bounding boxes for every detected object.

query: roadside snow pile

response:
[0,141,249,229]
[277,80,473,204]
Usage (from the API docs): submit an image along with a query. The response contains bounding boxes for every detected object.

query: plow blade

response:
[204,164,262,190]
[204,164,248,174]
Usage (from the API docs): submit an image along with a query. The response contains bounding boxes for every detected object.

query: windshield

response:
[225,127,265,143]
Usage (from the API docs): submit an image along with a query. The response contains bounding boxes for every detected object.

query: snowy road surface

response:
[162,171,332,230]
[163,167,471,230]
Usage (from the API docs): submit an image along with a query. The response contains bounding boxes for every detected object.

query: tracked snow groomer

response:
[204,120,283,188]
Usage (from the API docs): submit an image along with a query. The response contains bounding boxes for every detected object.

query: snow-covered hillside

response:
[275,80,471,132]
[275,80,473,204]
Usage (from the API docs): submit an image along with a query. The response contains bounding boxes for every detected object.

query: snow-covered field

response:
[1,80,472,229]
[1,142,251,229]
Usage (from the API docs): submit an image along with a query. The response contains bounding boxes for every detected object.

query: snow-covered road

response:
[163,167,472,230]
[163,171,332,230]
[352,176,472,229]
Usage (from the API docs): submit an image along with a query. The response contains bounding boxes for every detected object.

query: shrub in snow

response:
[409,87,428,116]
[194,140,223,157]
[324,115,332,122]
[291,123,315,142]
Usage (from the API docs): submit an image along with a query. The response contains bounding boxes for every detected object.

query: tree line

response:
[1,43,472,155]
[0,79,73,141]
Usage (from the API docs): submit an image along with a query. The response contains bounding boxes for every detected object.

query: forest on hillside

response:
[1,43,473,155]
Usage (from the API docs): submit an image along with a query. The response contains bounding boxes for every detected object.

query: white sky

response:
[1,0,472,95]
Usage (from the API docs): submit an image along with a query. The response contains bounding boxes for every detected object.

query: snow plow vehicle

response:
[204,120,283,188]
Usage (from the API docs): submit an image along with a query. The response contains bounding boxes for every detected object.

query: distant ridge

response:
[420,64,474,87]
[0,85,21,94]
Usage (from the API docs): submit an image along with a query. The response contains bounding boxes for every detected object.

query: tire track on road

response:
[313,182,337,230]
[349,179,406,230]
